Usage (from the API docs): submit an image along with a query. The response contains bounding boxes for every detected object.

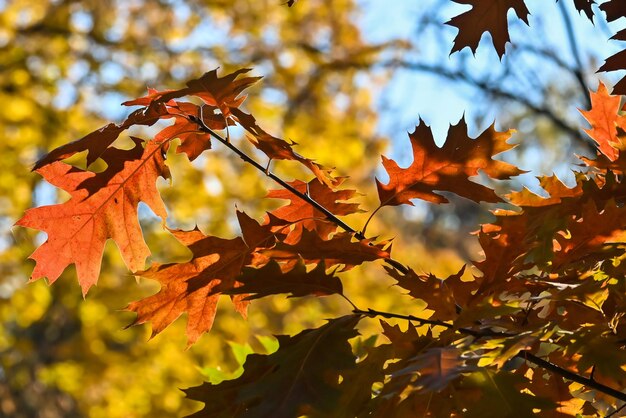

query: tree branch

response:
[188,114,410,274]
[558,0,591,109]
[355,307,626,403]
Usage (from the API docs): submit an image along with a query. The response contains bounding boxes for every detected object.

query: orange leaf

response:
[580,81,626,161]
[17,138,170,295]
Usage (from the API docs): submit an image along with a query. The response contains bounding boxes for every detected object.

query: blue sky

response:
[359,0,624,143]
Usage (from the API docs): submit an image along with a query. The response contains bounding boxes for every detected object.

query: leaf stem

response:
[361,205,382,237]
[189,115,410,274]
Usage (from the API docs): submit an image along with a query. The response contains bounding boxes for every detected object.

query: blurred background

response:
[1,0,623,416]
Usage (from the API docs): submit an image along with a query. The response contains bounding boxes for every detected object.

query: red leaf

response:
[376,119,522,207]
[17,138,169,295]
[447,0,529,57]
[127,211,275,345]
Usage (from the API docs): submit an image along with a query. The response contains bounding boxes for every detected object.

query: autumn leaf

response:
[231,107,337,187]
[601,0,626,22]
[376,118,522,207]
[393,347,468,392]
[506,174,582,207]
[184,315,361,417]
[267,178,361,242]
[17,138,169,295]
[153,102,215,161]
[599,32,626,95]
[552,200,626,271]
[126,68,261,118]
[385,266,475,321]
[460,370,556,418]
[128,211,274,345]
[474,210,531,289]
[263,229,390,271]
[226,260,344,300]
[33,107,163,170]
[579,81,626,161]
[447,0,530,57]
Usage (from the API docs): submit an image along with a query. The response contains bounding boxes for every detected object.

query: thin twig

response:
[558,0,591,109]
[177,99,626,403]
[188,113,410,275]
[353,307,515,338]
[356,307,626,403]
[607,402,626,418]
[519,351,626,403]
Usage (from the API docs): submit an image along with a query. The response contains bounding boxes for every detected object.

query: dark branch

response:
[357,307,626,403]
[189,113,410,274]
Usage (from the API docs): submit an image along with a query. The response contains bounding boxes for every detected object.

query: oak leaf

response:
[17,138,170,295]
[263,229,390,271]
[552,200,626,270]
[376,118,522,207]
[128,211,275,345]
[447,0,529,57]
[599,27,626,95]
[267,178,361,242]
[393,347,467,392]
[385,266,475,321]
[579,81,626,161]
[33,107,163,170]
[227,260,344,300]
[127,68,261,118]
[601,0,626,22]
[231,107,337,187]
[506,174,582,207]
[184,315,361,417]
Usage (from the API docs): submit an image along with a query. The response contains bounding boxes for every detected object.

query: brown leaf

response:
[507,174,582,207]
[553,200,626,270]
[601,0,626,22]
[263,229,390,271]
[33,107,162,170]
[376,118,522,207]
[599,28,626,95]
[393,347,467,392]
[385,266,475,321]
[231,107,337,187]
[227,260,344,300]
[127,211,275,344]
[447,0,530,57]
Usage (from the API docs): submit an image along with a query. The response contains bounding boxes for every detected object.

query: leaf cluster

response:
[16,1,626,416]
